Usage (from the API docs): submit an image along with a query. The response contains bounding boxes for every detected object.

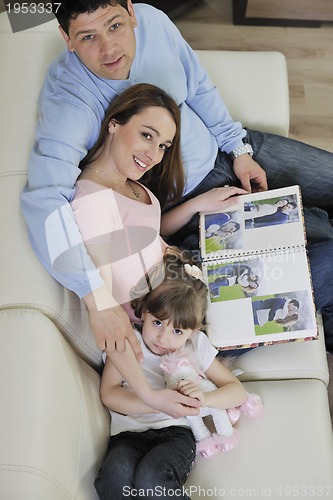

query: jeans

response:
[94,426,196,500]
[169,129,333,351]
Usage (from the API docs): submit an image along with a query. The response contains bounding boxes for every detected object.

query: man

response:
[205,213,240,239]
[243,197,291,219]
[251,201,297,227]
[21,0,333,352]
[252,297,300,328]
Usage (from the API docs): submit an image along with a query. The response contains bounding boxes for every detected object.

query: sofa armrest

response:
[0,309,110,500]
[195,50,290,137]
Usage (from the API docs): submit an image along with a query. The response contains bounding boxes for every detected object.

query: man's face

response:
[60,2,137,80]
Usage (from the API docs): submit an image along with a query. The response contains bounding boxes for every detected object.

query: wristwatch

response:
[230,143,254,160]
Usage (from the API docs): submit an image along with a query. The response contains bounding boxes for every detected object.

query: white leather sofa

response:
[1,11,333,500]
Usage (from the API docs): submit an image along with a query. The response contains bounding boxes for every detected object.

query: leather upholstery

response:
[0,12,332,499]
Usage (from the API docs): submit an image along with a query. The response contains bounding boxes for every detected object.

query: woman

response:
[71,83,245,418]
[72,83,246,342]
[72,83,184,324]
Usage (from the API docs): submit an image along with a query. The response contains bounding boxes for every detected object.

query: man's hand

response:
[83,286,143,363]
[233,154,268,192]
[144,388,200,419]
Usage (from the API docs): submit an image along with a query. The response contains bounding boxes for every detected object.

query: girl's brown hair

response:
[80,83,185,209]
[131,247,208,330]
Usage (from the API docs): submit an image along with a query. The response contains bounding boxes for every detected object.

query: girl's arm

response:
[109,341,200,418]
[178,358,247,410]
[160,186,247,237]
[100,356,158,415]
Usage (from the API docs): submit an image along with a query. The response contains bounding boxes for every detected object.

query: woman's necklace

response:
[126,179,140,198]
[85,166,140,198]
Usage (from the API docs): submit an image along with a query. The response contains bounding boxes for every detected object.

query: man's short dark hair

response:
[53,0,129,34]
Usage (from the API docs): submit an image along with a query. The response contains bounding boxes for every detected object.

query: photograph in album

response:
[199,185,318,350]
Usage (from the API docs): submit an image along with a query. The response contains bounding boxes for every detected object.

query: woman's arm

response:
[160,186,247,237]
[178,358,247,410]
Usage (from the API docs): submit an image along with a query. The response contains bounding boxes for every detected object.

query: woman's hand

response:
[144,388,200,418]
[161,186,248,237]
[83,285,143,362]
[89,305,143,362]
[177,379,205,406]
[193,186,248,213]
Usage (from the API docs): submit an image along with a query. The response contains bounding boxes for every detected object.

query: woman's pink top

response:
[71,179,166,321]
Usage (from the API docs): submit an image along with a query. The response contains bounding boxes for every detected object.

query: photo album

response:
[199,185,318,350]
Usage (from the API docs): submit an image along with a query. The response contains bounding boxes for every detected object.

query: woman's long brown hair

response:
[80,83,185,209]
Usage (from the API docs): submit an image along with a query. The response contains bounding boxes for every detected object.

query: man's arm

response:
[165,17,267,191]
[20,79,143,359]
[21,95,102,298]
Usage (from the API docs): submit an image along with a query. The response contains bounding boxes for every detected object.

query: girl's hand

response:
[194,186,248,213]
[177,379,206,406]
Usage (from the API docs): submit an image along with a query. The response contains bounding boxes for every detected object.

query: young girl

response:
[95,248,247,500]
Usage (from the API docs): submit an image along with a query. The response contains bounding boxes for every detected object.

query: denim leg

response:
[307,240,333,352]
[94,432,146,500]
[167,150,237,250]
[134,426,196,500]
[246,128,333,211]
[303,207,333,243]
[247,132,333,349]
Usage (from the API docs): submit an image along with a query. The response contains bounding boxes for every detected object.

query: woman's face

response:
[108,106,176,180]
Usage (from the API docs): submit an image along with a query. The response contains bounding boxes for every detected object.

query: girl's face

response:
[108,106,176,180]
[141,311,194,355]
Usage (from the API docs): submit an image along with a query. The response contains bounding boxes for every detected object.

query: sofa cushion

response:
[2,312,331,500]
[231,315,329,385]
[186,379,333,498]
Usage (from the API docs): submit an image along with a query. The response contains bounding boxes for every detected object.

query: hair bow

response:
[184,264,204,282]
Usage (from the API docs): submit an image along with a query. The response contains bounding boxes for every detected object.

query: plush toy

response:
[160,351,263,458]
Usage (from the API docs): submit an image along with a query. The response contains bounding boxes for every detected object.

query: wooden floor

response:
[174,0,333,152]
